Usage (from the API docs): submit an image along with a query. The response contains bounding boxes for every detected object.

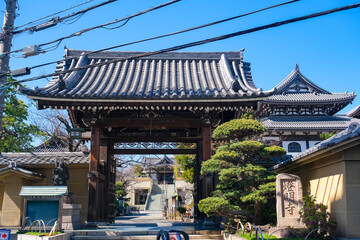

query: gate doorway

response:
[22,50,270,225]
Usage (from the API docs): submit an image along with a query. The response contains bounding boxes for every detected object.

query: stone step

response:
[71,230,223,240]
[71,234,223,240]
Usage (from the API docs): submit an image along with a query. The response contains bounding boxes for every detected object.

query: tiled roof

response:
[347,105,360,118]
[19,186,68,196]
[274,64,330,94]
[265,92,355,103]
[264,64,355,105]
[272,122,360,170]
[0,152,89,166]
[261,115,360,131]
[33,136,89,153]
[0,161,44,178]
[20,49,273,101]
[142,156,174,167]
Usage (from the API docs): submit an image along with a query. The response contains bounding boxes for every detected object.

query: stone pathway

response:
[113,211,169,225]
[71,212,222,240]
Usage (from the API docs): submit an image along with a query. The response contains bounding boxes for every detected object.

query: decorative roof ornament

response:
[262,62,356,115]
[8,161,17,168]
[294,63,299,72]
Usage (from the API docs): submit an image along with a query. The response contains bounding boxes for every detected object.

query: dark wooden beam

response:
[193,140,202,224]
[106,136,201,142]
[201,122,215,225]
[110,148,197,155]
[99,139,108,222]
[81,132,201,142]
[97,118,203,129]
[87,124,100,223]
[202,123,212,161]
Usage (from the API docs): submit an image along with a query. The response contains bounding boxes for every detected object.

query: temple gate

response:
[21,49,273,224]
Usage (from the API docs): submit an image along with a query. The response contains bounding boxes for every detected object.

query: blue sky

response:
[1,0,360,113]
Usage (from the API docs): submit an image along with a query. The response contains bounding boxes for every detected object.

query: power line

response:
[11,0,297,55]
[14,0,96,30]
[8,0,299,76]
[9,2,360,86]
[12,0,182,55]
[85,0,301,55]
[12,0,118,34]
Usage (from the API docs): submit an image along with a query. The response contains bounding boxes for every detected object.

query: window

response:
[288,142,301,152]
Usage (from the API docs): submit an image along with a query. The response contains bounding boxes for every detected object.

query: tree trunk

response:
[254,200,262,225]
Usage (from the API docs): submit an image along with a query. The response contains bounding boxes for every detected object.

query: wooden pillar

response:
[202,123,212,161]
[202,122,215,226]
[194,122,213,225]
[87,124,100,223]
[99,138,108,222]
[194,140,202,224]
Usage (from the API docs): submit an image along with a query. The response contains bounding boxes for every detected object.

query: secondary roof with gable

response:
[262,64,355,114]
[20,49,273,110]
[142,155,174,168]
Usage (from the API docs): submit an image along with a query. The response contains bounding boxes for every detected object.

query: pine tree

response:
[198,118,285,224]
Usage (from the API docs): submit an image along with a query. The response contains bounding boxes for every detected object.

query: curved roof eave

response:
[20,50,272,102]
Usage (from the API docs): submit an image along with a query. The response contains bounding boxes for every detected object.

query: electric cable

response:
[12,0,118,34]
[85,0,301,56]
[4,2,360,84]
[11,0,182,54]
[14,0,95,30]
[8,0,297,70]
[13,2,359,85]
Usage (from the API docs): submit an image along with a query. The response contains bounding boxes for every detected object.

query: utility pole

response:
[0,0,17,134]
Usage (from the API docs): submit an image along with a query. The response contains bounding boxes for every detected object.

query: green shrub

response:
[177,206,186,215]
[299,195,337,239]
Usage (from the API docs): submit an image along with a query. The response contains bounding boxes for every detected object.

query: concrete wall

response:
[27,165,89,223]
[1,177,31,226]
[66,166,89,222]
[0,182,4,225]
[127,178,153,206]
[343,145,360,239]
[282,152,349,238]
[276,141,360,239]
[0,164,89,227]
[175,179,186,190]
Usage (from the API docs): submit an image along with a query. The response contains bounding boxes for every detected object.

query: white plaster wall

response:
[309,140,321,148]
[175,179,187,189]
[262,136,280,141]
[282,141,306,154]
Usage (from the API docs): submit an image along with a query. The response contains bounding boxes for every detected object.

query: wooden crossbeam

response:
[110,148,197,155]
[97,118,204,129]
